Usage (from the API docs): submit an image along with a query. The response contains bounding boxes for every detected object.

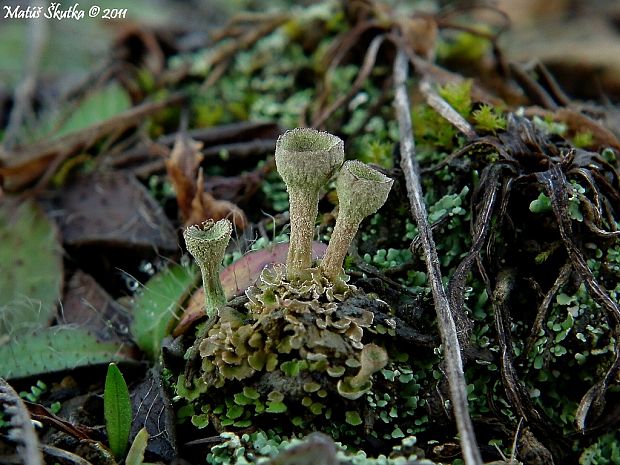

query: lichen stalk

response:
[286,188,320,281]
[199,261,227,316]
[183,219,232,317]
[320,217,359,281]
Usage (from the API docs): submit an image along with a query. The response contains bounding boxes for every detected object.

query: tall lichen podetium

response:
[275,128,344,282]
[320,160,393,282]
[183,219,232,317]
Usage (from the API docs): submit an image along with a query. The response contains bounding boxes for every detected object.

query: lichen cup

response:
[320,160,393,282]
[183,219,232,317]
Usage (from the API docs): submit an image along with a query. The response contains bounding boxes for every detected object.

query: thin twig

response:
[312,34,386,128]
[392,47,482,465]
[0,93,186,192]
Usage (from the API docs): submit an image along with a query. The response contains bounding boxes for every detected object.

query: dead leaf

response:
[60,270,132,343]
[165,132,204,219]
[188,168,247,230]
[165,131,248,229]
[130,367,177,462]
[40,171,177,252]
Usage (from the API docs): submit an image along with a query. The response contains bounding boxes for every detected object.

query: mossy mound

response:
[174,266,434,447]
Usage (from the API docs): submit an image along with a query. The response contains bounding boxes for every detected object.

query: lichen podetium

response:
[183,219,232,317]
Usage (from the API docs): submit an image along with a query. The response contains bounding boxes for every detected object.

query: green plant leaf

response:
[0,199,62,336]
[58,84,131,138]
[125,427,149,465]
[0,326,135,379]
[130,263,198,360]
[104,363,132,460]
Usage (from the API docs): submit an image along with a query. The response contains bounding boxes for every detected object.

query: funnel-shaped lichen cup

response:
[321,160,393,281]
[183,219,232,316]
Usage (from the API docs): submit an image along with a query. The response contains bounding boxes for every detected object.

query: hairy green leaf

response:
[104,363,132,460]
[130,263,198,360]
[0,199,62,336]
[0,326,134,379]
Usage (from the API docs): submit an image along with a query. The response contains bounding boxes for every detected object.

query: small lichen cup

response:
[183,219,232,317]
[275,128,344,282]
[337,343,388,400]
[320,160,393,282]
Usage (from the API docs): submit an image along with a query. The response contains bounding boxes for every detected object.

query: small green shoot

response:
[125,427,149,465]
[104,363,132,460]
[529,193,552,214]
[573,131,594,149]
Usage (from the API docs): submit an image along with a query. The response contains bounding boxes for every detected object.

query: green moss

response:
[437,30,492,63]
[437,80,473,117]
[472,104,506,134]
[580,432,620,464]
[573,130,594,149]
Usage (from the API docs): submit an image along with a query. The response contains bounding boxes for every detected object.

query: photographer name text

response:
[3,3,127,20]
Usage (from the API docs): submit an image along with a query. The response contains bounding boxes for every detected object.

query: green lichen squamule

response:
[183,219,232,317]
[275,128,344,282]
[321,160,393,281]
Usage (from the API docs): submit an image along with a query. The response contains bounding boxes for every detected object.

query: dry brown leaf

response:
[165,132,204,219]
[165,132,248,230]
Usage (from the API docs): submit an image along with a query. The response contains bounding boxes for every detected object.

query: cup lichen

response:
[337,343,388,400]
[183,219,232,317]
[178,129,398,439]
[275,128,344,282]
[320,160,394,281]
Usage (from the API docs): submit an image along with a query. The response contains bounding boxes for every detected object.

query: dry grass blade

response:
[524,261,572,356]
[0,93,185,192]
[491,270,546,426]
[538,166,620,322]
[24,400,91,441]
[392,47,483,465]
[537,165,620,429]
[448,164,501,344]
